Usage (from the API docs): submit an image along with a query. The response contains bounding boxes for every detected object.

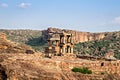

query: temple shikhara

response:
[45,32,74,56]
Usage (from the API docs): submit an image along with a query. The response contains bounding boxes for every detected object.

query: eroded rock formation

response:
[42,28,105,43]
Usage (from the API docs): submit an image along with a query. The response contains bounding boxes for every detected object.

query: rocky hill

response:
[0,28,120,57]
[0,32,34,53]
[42,28,105,43]
[0,28,120,80]
[0,53,120,80]
[0,28,105,51]
[74,31,120,59]
[0,29,42,43]
[0,29,43,51]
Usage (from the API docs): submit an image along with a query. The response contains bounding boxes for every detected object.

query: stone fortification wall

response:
[62,60,120,74]
[40,57,120,74]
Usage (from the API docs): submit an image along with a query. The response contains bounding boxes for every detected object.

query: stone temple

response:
[45,32,74,56]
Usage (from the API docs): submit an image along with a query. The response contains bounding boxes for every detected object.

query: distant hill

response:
[0,28,105,51]
[0,29,42,43]
[74,31,120,59]
[0,29,45,51]
[0,28,120,59]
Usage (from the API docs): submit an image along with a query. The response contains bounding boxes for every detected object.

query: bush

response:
[101,72,105,75]
[72,67,92,74]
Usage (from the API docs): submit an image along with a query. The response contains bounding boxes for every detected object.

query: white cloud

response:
[18,3,31,9]
[0,3,8,8]
[112,16,120,24]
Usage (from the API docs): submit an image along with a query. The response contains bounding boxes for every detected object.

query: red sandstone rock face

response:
[42,28,105,43]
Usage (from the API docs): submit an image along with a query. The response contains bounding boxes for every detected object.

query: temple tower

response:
[45,32,74,56]
[59,32,74,54]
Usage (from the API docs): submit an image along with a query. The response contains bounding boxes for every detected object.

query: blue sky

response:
[0,0,120,32]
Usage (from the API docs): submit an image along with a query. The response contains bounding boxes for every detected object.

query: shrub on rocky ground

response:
[72,67,92,74]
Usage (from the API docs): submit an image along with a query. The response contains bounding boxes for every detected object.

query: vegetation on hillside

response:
[0,29,42,43]
[0,35,34,53]
[25,36,47,51]
[72,67,92,74]
[0,29,120,58]
[0,29,45,51]
[74,31,120,59]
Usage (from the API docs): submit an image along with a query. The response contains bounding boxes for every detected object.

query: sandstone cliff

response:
[42,28,105,43]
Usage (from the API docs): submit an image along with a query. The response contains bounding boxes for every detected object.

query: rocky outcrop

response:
[42,28,105,43]
[0,32,6,40]
[0,33,34,53]
[0,53,120,80]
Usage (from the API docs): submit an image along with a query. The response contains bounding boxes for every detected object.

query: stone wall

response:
[41,57,120,74]
[68,60,120,74]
